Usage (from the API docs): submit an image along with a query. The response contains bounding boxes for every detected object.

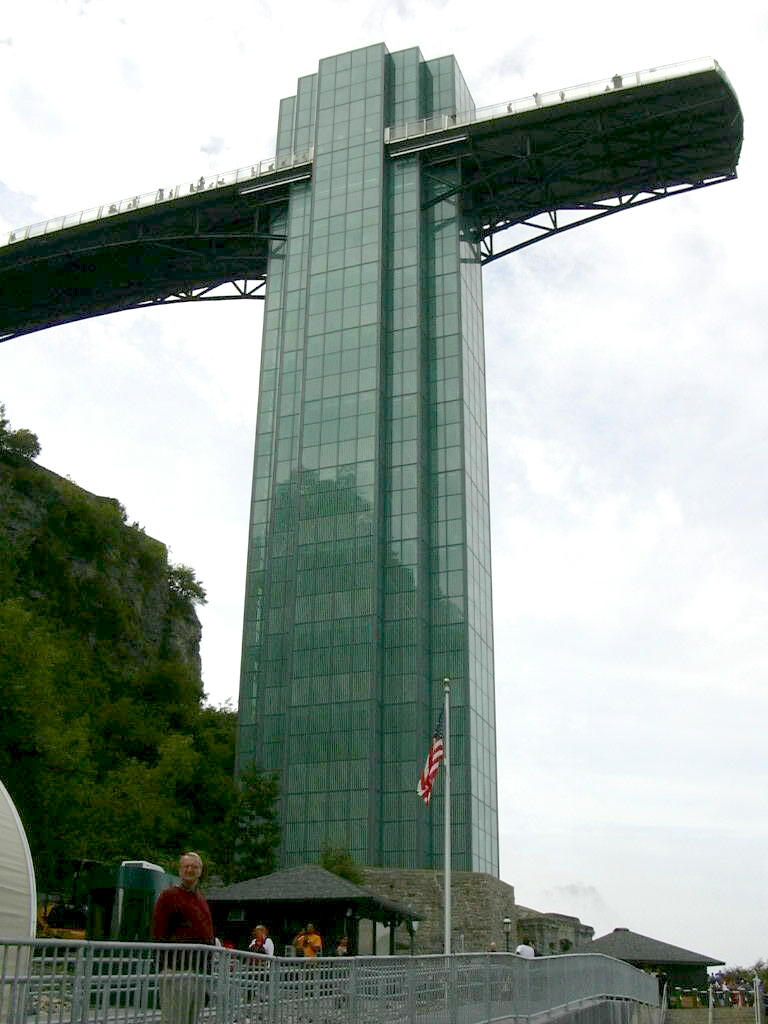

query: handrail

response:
[0,938,659,1024]
[1,148,313,250]
[385,56,723,143]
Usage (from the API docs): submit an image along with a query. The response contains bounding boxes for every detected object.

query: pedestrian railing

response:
[670,984,765,1011]
[384,57,724,145]
[0,938,659,1024]
[0,148,313,249]
[664,980,766,1024]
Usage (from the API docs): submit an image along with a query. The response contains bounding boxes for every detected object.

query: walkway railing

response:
[384,57,723,144]
[667,981,767,1024]
[1,148,313,249]
[0,938,659,1024]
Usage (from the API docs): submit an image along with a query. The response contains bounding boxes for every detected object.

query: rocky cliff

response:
[0,452,214,888]
[0,456,202,678]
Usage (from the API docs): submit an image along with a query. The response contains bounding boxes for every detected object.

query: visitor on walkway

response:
[293,922,323,957]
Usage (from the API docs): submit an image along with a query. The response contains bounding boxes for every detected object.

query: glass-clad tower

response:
[237,42,498,875]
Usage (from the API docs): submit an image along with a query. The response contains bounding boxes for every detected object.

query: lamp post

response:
[503,916,512,953]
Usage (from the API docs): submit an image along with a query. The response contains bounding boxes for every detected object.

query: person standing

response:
[248,924,274,956]
[292,922,322,957]
[152,852,215,1024]
[514,939,536,959]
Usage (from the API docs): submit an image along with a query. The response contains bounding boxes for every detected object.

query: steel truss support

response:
[0,277,267,344]
[415,84,738,266]
[478,174,736,264]
[138,277,267,307]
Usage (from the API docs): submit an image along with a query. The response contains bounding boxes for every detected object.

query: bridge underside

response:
[0,62,741,342]
[402,63,740,261]
[0,180,284,341]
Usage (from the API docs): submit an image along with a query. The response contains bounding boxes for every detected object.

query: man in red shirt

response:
[152,852,215,1024]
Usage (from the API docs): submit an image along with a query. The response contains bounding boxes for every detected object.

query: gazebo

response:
[207,865,420,956]
[588,928,724,991]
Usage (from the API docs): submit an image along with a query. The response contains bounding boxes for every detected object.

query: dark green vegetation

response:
[718,961,768,989]
[319,844,365,885]
[0,407,278,892]
[0,403,41,459]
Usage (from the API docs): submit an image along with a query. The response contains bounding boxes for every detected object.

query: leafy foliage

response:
[0,403,41,460]
[319,843,365,885]
[218,767,281,883]
[0,434,279,893]
[718,961,768,987]
[168,563,207,606]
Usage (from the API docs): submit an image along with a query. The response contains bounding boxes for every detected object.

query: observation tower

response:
[0,44,742,874]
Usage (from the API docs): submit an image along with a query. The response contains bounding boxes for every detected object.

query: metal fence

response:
[667,981,767,1024]
[0,939,660,1024]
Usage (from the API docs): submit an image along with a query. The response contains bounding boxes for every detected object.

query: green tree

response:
[0,597,97,887]
[319,843,364,885]
[182,703,238,862]
[720,960,768,987]
[219,767,280,883]
[0,404,41,459]
[85,734,202,864]
[168,564,207,605]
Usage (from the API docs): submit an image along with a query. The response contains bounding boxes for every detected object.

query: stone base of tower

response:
[360,868,594,955]
[360,867,515,954]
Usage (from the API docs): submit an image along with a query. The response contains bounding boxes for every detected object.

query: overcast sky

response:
[1,0,766,969]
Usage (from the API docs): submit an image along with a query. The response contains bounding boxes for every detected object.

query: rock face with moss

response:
[0,458,202,673]
[0,453,236,891]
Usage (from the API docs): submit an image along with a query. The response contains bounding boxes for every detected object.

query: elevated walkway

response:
[0,57,742,343]
[0,938,660,1024]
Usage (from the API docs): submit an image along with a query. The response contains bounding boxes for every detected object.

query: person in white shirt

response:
[514,940,536,958]
[248,924,274,956]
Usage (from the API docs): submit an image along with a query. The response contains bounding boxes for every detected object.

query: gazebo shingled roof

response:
[589,928,723,966]
[207,864,419,925]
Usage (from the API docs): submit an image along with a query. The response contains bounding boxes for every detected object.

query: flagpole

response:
[442,676,451,956]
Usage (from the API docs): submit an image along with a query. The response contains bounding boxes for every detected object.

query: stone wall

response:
[515,906,594,955]
[361,867,515,954]
[360,868,594,956]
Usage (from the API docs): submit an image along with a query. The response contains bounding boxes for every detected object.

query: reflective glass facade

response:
[237,43,498,875]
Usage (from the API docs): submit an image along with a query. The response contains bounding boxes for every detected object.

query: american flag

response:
[417,711,445,806]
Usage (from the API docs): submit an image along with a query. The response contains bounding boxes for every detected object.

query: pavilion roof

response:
[589,928,723,966]
[207,864,419,924]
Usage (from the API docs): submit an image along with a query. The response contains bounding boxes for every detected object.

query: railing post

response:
[212,945,229,1022]
[71,943,95,1024]
[267,956,279,1024]
[754,975,763,1024]
[348,955,359,1024]
[407,955,417,1024]
[657,980,668,1024]
[486,954,493,1024]
[449,955,458,1024]
[0,942,30,1024]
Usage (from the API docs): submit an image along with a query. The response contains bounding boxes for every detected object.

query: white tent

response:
[0,779,36,939]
